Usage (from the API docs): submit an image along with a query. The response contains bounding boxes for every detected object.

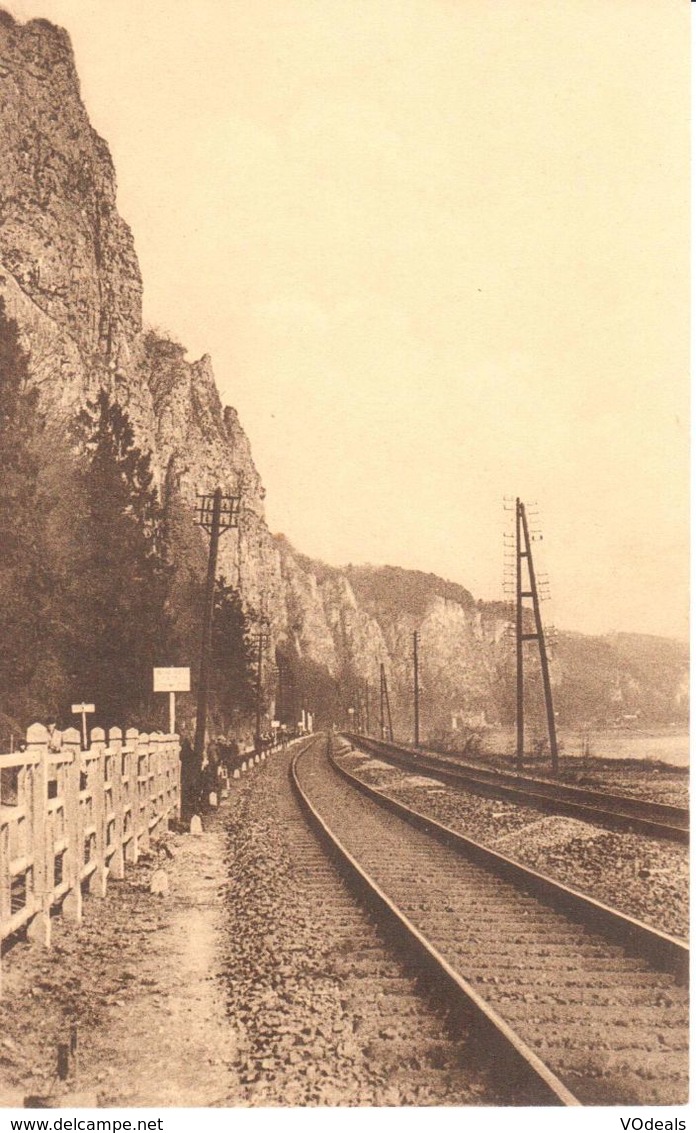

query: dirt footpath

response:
[0,820,238,1107]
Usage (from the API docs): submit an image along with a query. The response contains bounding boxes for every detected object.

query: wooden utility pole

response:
[379,663,394,742]
[364,679,370,736]
[252,618,271,752]
[514,497,558,773]
[515,498,524,772]
[413,630,420,748]
[277,660,285,725]
[380,665,385,739]
[194,488,240,767]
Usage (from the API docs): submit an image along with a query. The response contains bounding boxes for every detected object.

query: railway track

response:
[225,737,512,1106]
[292,735,688,1106]
[343,733,688,844]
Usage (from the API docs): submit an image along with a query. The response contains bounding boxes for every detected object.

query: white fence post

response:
[136,732,151,856]
[61,726,83,924]
[25,723,50,947]
[108,726,125,880]
[123,727,138,863]
[87,727,107,897]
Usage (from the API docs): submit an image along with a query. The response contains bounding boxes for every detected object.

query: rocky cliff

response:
[0,11,280,627]
[0,12,687,738]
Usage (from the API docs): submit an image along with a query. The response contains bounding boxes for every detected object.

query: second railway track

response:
[292,734,689,1107]
[343,732,689,843]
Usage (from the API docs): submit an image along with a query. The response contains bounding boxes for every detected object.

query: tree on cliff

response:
[67,390,172,726]
[0,298,55,720]
[210,578,256,724]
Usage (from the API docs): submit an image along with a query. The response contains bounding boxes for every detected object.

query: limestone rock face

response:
[0,11,281,629]
[0,14,141,369]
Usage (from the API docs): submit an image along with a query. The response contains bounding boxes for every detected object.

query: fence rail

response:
[0,723,180,994]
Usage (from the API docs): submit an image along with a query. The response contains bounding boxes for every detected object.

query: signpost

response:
[153,667,191,735]
[71,702,95,750]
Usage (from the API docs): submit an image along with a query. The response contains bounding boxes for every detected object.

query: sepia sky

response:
[8,0,690,640]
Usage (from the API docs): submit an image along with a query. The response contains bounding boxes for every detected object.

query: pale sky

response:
[7,0,690,639]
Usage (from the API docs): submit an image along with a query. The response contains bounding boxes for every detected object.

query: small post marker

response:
[57,1045,69,1081]
[70,703,95,750]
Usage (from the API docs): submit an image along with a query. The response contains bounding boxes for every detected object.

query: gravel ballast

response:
[336,747,689,940]
[218,742,504,1105]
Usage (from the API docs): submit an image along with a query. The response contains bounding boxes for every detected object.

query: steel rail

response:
[332,740,688,981]
[291,737,581,1107]
[343,732,688,844]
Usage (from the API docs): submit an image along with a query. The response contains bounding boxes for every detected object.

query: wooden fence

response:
[0,724,180,994]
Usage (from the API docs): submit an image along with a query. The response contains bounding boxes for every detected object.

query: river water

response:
[481,727,689,768]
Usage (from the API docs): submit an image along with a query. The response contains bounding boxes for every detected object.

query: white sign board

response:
[153,667,191,693]
[71,703,95,714]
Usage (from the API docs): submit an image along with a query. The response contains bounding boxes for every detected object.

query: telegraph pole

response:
[413,630,420,748]
[380,665,386,739]
[194,488,240,767]
[379,663,394,742]
[519,502,559,772]
[515,498,524,772]
[364,679,370,736]
[288,671,297,734]
[252,617,271,752]
[512,497,558,774]
[277,659,285,725]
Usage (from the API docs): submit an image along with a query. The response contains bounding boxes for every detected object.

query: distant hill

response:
[550,630,689,728]
[276,546,688,736]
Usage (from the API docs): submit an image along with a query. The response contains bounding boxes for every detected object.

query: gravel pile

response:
[338,752,689,940]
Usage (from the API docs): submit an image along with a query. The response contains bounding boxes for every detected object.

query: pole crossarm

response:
[195,492,241,534]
